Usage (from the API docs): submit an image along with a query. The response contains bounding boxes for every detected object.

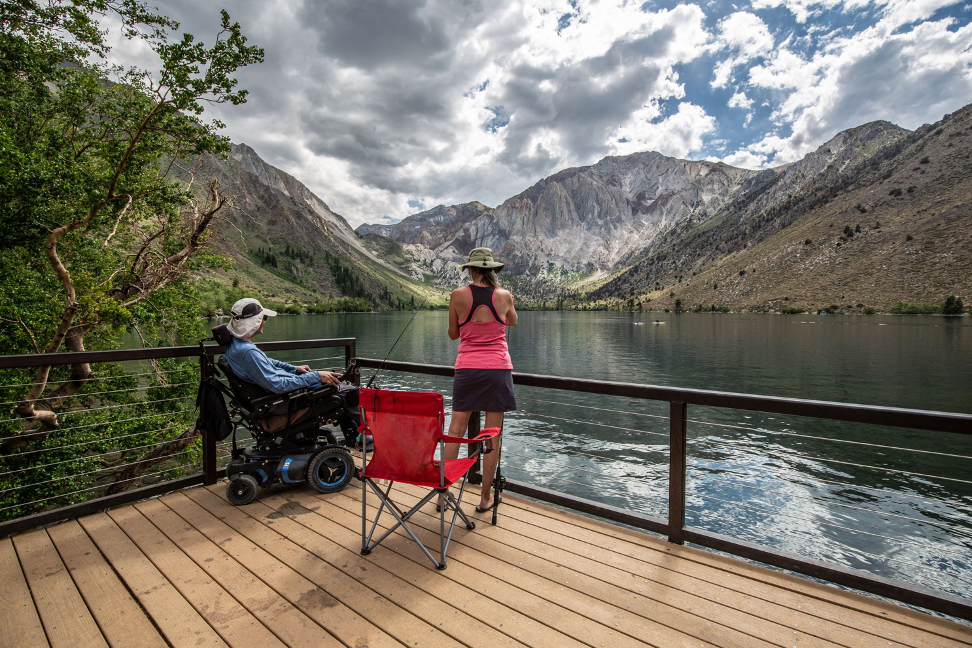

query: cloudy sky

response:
[109,0,972,228]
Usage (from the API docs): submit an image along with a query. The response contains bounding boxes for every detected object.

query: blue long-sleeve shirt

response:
[223,338,321,393]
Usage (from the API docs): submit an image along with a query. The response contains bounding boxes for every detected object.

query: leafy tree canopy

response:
[0,0,262,436]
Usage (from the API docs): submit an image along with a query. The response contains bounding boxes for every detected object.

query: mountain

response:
[174,143,438,311]
[356,104,972,312]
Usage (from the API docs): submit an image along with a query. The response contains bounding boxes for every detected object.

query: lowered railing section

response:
[354,357,972,623]
[0,342,969,622]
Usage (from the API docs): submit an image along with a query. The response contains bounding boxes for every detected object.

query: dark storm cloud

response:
[297,0,453,70]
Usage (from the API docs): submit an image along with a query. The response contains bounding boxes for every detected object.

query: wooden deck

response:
[2,482,970,648]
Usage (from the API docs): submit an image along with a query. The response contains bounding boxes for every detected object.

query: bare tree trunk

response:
[103,426,202,495]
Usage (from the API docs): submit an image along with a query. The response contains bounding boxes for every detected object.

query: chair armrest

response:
[439,427,502,444]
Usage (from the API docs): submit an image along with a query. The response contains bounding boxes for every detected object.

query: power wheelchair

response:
[198,325,363,506]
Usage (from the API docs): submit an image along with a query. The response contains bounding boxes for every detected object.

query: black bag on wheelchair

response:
[195,376,234,442]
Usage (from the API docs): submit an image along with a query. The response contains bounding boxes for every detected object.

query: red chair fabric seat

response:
[357,388,499,569]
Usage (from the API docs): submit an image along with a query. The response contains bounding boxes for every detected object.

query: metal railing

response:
[0,341,969,622]
[0,338,355,538]
[353,357,972,623]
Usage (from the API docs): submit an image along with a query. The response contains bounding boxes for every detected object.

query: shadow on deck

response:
[3,481,971,648]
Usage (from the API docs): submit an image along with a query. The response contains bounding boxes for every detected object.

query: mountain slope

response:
[175,144,441,310]
[357,105,971,311]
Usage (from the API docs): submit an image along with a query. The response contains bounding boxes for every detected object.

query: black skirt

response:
[452,369,516,412]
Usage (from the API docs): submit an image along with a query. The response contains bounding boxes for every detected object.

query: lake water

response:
[248,311,972,599]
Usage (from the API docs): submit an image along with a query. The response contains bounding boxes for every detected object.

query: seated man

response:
[224,297,342,393]
[223,297,350,433]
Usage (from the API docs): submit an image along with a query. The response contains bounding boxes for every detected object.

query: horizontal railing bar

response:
[0,470,225,539]
[681,527,972,622]
[355,358,972,435]
[503,479,668,536]
[0,339,357,369]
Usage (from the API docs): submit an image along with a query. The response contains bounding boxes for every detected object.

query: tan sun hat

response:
[460,247,504,272]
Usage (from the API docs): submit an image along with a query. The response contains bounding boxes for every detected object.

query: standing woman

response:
[444,247,517,512]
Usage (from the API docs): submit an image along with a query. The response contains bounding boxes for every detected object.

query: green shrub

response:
[906,234,913,241]
[863,307,876,315]
[890,301,939,314]
[943,296,965,316]
[920,157,930,164]
[804,238,812,245]
[889,188,903,197]
[843,225,854,237]
[779,306,804,314]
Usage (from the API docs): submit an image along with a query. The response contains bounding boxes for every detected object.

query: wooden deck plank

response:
[195,489,535,648]
[0,537,47,648]
[132,498,336,648]
[77,512,230,648]
[3,481,968,648]
[105,505,287,648]
[328,485,851,648]
[218,486,578,648]
[364,485,931,648]
[280,484,725,648]
[330,482,971,648]
[323,484,783,648]
[46,520,166,648]
[500,488,972,647]
[11,529,107,648]
[173,488,415,648]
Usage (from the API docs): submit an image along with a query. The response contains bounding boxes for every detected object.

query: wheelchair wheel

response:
[227,474,259,506]
[307,446,354,494]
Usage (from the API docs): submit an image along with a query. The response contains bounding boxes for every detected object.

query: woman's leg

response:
[478,411,504,509]
[444,410,472,461]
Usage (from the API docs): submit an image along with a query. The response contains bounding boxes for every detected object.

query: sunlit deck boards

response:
[2,483,970,648]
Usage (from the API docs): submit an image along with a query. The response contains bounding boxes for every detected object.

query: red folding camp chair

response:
[357,388,500,569]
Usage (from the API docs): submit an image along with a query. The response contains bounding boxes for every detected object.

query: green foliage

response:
[779,307,805,314]
[0,1,263,514]
[890,301,940,315]
[843,225,855,237]
[0,359,200,521]
[862,307,876,315]
[889,188,903,196]
[942,295,965,316]
[322,251,372,304]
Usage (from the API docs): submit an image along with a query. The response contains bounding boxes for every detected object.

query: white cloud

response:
[97,0,972,225]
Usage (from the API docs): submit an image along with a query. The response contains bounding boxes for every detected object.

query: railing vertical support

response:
[200,349,218,486]
[668,400,687,544]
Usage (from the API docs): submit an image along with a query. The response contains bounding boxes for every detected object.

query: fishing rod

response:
[366,295,428,389]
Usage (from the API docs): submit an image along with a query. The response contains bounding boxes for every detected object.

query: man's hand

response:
[294,365,312,374]
[317,371,341,386]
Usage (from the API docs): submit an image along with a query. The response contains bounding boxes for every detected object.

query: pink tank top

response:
[455,285,512,370]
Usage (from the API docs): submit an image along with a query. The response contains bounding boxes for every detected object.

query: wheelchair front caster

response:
[226,474,258,506]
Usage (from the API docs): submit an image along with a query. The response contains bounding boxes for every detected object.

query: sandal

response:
[475,493,501,513]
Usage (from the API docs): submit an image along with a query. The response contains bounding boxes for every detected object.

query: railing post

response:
[200,348,218,486]
[668,400,687,544]
[467,411,483,484]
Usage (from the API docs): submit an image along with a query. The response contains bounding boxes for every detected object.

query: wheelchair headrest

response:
[211,323,234,347]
